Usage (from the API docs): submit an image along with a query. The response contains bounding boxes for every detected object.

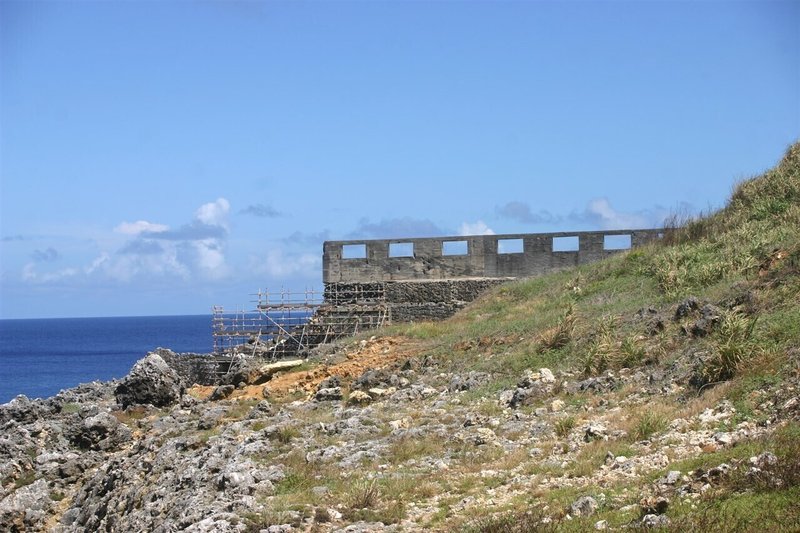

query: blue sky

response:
[1,0,798,319]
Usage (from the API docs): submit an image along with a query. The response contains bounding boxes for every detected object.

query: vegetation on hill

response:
[372,141,800,530]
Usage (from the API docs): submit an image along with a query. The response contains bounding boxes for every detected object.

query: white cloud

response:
[195,198,230,228]
[192,239,229,280]
[114,220,169,235]
[21,263,79,283]
[459,220,495,236]
[23,198,233,286]
[583,198,649,230]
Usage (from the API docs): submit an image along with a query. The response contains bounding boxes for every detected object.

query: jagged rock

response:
[714,431,733,446]
[348,390,372,405]
[197,412,220,430]
[539,368,556,384]
[691,304,722,336]
[750,452,778,469]
[471,427,497,446]
[641,514,670,528]
[219,356,256,386]
[367,387,392,399]
[569,375,617,394]
[0,395,48,425]
[584,422,608,442]
[640,496,669,515]
[550,399,565,412]
[67,411,132,451]
[570,496,598,517]
[675,297,700,319]
[209,385,235,401]
[247,400,273,419]
[0,478,52,532]
[449,371,491,392]
[114,353,184,408]
[318,376,341,390]
[658,470,681,486]
[315,387,343,402]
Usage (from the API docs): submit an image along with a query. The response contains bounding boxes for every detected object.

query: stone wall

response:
[323,278,511,322]
[323,229,662,283]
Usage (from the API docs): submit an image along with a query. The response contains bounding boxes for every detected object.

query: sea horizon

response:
[0,314,215,403]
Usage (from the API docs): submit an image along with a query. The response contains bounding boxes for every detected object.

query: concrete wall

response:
[323,229,662,283]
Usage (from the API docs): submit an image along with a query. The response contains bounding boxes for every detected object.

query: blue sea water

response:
[0,315,213,403]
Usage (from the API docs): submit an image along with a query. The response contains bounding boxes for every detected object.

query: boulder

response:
[209,385,235,402]
[314,387,343,402]
[674,297,700,319]
[67,411,132,451]
[347,391,372,405]
[248,359,305,385]
[584,422,608,442]
[114,353,184,408]
[570,496,598,517]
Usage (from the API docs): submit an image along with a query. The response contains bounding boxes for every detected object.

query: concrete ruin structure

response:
[320,228,663,324]
[213,228,662,357]
[323,229,662,283]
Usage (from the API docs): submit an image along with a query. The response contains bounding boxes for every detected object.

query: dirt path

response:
[189,336,419,401]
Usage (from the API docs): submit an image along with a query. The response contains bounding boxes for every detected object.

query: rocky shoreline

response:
[2,325,798,531]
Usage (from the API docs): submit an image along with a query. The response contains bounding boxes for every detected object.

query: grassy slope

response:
[378,142,800,530]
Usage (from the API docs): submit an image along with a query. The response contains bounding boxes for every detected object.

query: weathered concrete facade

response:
[323,229,662,283]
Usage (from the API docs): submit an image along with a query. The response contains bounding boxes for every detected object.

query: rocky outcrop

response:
[114,353,184,408]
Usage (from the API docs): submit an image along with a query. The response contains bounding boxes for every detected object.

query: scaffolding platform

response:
[212,287,388,358]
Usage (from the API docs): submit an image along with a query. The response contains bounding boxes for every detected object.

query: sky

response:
[0,0,798,319]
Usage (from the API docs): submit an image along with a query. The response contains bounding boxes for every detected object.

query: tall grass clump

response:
[537,304,575,352]
[699,313,762,385]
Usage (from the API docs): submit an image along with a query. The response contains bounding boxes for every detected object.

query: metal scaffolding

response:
[212,286,389,358]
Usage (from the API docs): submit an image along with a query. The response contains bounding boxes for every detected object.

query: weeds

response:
[554,416,576,438]
[537,304,575,352]
[464,506,558,533]
[700,313,762,384]
[631,411,669,441]
[346,479,380,510]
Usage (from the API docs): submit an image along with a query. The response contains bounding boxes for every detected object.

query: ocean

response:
[0,315,214,403]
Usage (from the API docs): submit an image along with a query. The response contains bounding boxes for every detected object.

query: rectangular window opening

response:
[342,244,367,259]
[389,242,414,258]
[603,234,632,250]
[442,240,468,256]
[498,238,524,254]
[553,236,579,252]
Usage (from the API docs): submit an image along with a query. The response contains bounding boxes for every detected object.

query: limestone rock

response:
[67,411,131,451]
[249,359,306,385]
[209,385,235,402]
[114,353,184,408]
[348,390,372,405]
[570,496,598,517]
[315,387,343,402]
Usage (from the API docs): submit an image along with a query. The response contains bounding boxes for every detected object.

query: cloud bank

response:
[495,198,684,230]
[22,198,232,285]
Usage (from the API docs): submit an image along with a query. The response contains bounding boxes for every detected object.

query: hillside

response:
[1,142,799,532]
